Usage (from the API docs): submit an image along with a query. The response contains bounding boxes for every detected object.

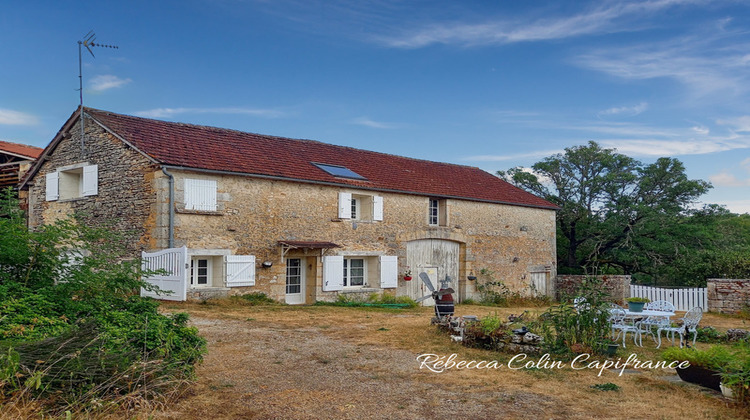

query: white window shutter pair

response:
[225,255,255,287]
[323,255,398,290]
[322,255,344,291]
[185,179,217,211]
[46,172,59,201]
[45,164,98,201]
[379,255,398,288]
[82,165,98,196]
[338,192,383,220]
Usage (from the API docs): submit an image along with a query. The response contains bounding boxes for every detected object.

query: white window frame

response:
[184,178,217,211]
[190,257,213,287]
[428,198,447,226]
[343,257,366,287]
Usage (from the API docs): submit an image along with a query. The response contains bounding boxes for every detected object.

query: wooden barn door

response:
[405,239,459,306]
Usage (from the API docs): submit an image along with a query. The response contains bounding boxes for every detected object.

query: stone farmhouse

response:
[22,107,558,304]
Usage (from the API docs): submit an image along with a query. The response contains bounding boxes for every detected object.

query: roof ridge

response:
[84,107,483,172]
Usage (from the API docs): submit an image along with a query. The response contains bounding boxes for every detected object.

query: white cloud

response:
[576,27,750,99]
[717,116,750,133]
[709,199,750,214]
[0,109,38,125]
[89,75,132,92]
[376,0,708,48]
[134,107,285,119]
[691,125,710,135]
[598,102,648,117]
[599,139,750,156]
[350,117,400,129]
[709,172,750,187]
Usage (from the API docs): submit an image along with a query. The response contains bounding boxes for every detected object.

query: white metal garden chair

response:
[637,300,675,344]
[609,308,642,348]
[656,306,703,348]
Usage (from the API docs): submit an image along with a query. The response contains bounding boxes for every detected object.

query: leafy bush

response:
[0,189,206,413]
[695,326,727,343]
[534,276,613,355]
[475,268,551,307]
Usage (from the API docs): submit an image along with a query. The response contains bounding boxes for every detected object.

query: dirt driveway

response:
[153,303,746,420]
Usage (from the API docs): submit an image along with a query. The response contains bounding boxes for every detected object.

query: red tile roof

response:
[0,140,43,159]
[86,108,557,209]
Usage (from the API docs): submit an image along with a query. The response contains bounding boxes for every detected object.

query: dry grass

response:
[138,301,750,420]
[10,301,745,419]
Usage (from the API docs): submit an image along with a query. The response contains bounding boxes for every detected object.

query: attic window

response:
[313,163,366,180]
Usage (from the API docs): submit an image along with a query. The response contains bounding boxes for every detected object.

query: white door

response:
[285,258,306,305]
[530,271,548,296]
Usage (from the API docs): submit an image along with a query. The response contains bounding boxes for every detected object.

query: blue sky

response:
[2,0,750,212]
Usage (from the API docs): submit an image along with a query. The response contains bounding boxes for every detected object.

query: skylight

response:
[313,163,367,180]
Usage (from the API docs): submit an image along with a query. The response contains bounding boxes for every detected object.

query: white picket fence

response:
[629,285,707,312]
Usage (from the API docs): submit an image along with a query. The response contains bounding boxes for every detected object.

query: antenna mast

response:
[77,31,119,155]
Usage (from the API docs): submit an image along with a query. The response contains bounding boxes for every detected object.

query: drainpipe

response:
[161,167,175,248]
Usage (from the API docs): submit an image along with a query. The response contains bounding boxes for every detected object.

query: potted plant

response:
[403,267,412,281]
[626,296,650,312]
[599,339,619,356]
[662,346,733,392]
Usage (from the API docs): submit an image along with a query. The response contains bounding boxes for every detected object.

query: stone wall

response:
[707,279,750,314]
[555,275,631,302]
[160,169,557,303]
[26,115,157,254]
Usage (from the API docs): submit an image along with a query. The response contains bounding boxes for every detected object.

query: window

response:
[428,198,447,226]
[313,163,367,180]
[343,258,365,287]
[322,255,398,290]
[338,192,383,221]
[184,178,217,211]
[45,164,98,201]
[190,258,212,287]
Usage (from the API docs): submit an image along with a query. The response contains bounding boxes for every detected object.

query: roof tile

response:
[86,108,556,209]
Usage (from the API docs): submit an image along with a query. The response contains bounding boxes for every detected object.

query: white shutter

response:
[185,179,217,211]
[373,195,383,221]
[338,192,352,219]
[379,255,398,289]
[46,172,59,201]
[322,255,344,291]
[82,165,98,196]
[225,255,255,287]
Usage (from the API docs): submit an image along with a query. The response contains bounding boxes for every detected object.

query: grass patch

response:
[591,383,620,392]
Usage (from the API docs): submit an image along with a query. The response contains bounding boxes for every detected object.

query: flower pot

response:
[627,301,645,312]
[605,343,619,356]
[720,382,733,398]
[676,365,722,391]
[403,276,412,281]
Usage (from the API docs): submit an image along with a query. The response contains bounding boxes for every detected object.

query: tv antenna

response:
[77,30,119,154]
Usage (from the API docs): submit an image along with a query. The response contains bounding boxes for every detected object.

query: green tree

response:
[499,142,712,284]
